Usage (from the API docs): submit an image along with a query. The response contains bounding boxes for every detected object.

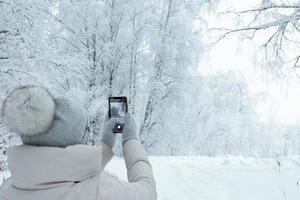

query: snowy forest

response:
[0,0,300,159]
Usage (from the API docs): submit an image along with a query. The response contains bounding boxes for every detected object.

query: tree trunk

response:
[139,0,173,148]
[129,14,137,114]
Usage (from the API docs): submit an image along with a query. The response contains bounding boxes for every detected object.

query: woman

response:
[0,86,157,200]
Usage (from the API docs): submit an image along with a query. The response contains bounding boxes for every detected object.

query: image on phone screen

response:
[109,97,127,119]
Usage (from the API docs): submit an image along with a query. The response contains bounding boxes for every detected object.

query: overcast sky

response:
[198,0,300,125]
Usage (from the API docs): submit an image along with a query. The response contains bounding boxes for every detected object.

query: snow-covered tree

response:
[1,0,300,157]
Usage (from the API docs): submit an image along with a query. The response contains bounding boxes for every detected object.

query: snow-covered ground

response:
[1,156,300,200]
[107,156,300,200]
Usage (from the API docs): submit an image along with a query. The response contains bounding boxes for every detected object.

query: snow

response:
[106,156,300,200]
[1,156,300,200]
[0,171,10,186]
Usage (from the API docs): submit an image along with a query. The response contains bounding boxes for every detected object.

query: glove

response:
[101,113,118,148]
[122,113,139,145]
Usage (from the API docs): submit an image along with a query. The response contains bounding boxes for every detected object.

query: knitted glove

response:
[122,113,139,145]
[101,113,118,148]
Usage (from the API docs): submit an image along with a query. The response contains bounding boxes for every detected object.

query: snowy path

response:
[1,156,300,200]
[107,156,300,200]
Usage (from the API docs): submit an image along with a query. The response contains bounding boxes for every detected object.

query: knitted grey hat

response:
[1,86,89,147]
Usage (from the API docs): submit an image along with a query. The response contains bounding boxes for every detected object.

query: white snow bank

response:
[1,156,300,200]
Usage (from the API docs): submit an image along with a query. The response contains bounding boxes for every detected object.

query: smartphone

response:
[109,96,128,133]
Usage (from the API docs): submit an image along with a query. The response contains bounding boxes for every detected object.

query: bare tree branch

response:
[293,55,300,78]
[213,14,299,44]
[0,30,9,34]
[212,2,300,76]
[238,4,300,14]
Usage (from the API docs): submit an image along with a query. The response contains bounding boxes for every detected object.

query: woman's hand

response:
[101,113,118,148]
[122,113,139,145]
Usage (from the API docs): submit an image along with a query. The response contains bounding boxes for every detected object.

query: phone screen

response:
[109,97,128,133]
[109,97,127,118]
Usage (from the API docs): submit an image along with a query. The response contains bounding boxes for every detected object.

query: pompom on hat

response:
[1,86,89,147]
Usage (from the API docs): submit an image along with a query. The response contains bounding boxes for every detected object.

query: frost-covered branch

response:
[237,4,300,14]
[214,2,300,76]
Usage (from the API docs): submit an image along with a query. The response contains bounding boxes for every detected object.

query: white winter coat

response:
[0,140,157,200]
